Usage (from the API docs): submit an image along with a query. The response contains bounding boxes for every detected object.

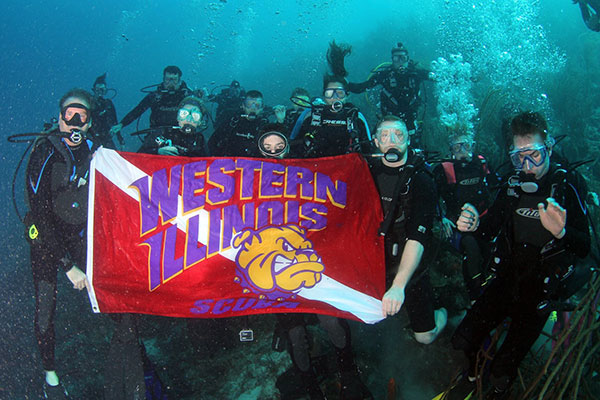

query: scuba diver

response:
[137,96,208,157]
[207,79,246,128]
[574,0,600,31]
[290,41,371,157]
[22,89,97,398]
[257,125,290,158]
[450,112,591,399]
[433,133,499,302]
[254,126,373,400]
[348,42,431,140]
[208,89,269,157]
[109,65,193,138]
[90,72,122,149]
[272,87,311,135]
[369,116,448,346]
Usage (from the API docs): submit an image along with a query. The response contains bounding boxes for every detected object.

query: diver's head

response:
[163,65,182,91]
[508,111,553,180]
[177,96,204,133]
[290,87,310,111]
[449,133,475,162]
[374,115,409,166]
[391,42,409,70]
[92,73,107,98]
[258,125,289,159]
[58,88,93,147]
[242,90,264,118]
[322,77,348,108]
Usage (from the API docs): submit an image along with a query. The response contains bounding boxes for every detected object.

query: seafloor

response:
[3,241,593,399]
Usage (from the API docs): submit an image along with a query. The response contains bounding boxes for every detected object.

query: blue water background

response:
[0,0,595,397]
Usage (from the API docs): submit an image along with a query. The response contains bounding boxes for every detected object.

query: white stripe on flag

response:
[88,148,385,324]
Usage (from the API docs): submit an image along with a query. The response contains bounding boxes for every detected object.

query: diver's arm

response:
[107,100,124,144]
[382,240,424,316]
[557,174,591,258]
[347,76,377,94]
[119,93,154,128]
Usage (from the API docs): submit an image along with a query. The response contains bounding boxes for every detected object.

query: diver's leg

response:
[31,242,59,385]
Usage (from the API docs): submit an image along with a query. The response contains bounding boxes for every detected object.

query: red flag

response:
[87,148,385,323]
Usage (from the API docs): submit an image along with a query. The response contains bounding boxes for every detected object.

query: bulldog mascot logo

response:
[232,225,325,300]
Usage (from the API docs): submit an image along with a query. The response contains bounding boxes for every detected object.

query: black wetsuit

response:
[433,156,496,300]
[576,0,600,31]
[370,150,438,333]
[138,126,207,157]
[452,165,590,386]
[208,87,245,128]
[348,62,430,131]
[90,96,121,148]
[292,103,371,158]
[25,134,95,371]
[208,113,269,157]
[120,82,193,129]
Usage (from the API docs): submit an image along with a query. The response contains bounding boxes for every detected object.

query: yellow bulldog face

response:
[232,225,325,296]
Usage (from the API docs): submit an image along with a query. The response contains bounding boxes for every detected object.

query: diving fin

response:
[432,371,475,400]
[42,382,70,399]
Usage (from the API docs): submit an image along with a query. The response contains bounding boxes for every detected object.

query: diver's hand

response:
[110,123,123,137]
[273,105,286,123]
[456,203,479,232]
[539,197,567,238]
[441,217,456,239]
[66,266,88,290]
[382,286,405,316]
[158,146,179,156]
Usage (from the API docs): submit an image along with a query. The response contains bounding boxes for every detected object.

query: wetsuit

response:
[451,164,590,387]
[25,134,95,371]
[208,113,269,157]
[208,87,245,128]
[90,96,121,148]
[291,102,372,158]
[120,82,193,129]
[433,156,496,300]
[348,62,430,131]
[576,0,600,31]
[370,150,438,333]
[138,126,207,157]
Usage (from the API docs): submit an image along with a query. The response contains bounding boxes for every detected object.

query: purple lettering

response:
[222,203,255,249]
[141,230,164,291]
[260,162,285,197]
[285,166,314,199]
[232,297,257,312]
[236,159,262,199]
[257,201,284,228]
[182,161,206,214]
[207,159,235,205]
[300,203,328,230]
[272,301,300,309]
[163,224,183,282]
[315,172,347,208]
[132,165,182,235]
[208,208,222,256]
[185,214,206,268]
[252,299,274,310]
[286,201,300,225]
[190,299,213,314]
[213,298,234,314]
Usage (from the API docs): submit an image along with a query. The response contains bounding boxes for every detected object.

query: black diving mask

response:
[61,103,90,127]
